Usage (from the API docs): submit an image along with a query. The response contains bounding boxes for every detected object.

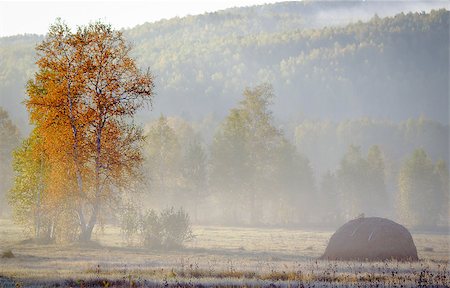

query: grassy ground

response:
[0,219,448,287]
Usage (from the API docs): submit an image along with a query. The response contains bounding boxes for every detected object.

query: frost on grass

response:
[0,220,448,287]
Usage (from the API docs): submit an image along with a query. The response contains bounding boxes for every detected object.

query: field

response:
[0,219,448,287]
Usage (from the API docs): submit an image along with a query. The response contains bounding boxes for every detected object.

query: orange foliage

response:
[25,20,154,241]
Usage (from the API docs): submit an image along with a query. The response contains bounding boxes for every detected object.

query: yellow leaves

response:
[9,131,44,225]
[16,20,154,241]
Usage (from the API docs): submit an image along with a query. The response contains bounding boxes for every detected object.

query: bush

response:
[140,209,163,248]
[120,206,193,249]
[159,207,194,248]
[141,207,194,249]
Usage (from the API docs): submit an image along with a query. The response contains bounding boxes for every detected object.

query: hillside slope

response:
[0,2,448,131]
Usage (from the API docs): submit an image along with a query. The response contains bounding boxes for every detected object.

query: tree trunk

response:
[66,79,89,241]
[79,205,98,242]
[79,125,103,243]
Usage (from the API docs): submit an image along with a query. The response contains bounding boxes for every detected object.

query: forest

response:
[1,2,449,128]
[0,2,449,287]
[1,4,448,235]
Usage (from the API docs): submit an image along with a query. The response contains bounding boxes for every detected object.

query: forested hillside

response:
[129,7,449,125]
[0,2,448,131]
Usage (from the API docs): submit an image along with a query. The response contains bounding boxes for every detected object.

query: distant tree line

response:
[2,83,448,242]
[138,84,449,229]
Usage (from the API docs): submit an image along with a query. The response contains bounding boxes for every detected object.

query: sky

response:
[0,0,281,37]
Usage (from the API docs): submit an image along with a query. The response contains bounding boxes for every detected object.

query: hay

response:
[320,217,418,261]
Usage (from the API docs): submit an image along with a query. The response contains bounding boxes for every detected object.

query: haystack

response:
[320,217,418,261]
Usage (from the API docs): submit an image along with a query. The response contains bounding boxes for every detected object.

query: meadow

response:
[0,219,448,287]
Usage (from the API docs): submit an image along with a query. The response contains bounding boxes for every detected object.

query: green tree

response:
[238,83,282,224]
[9,132,45,236]
[180,136,207,222]
[398,149,446,227]
[366,145,387,216]
[143,116,208,222]
[209,109,249,224]
[336,145,387,220]
[336,145,368,219]
[271,139,315,224]
[210,83,314,225]
[0,107,20,217]
[318,171,342,224]
[145,116,181,205]
[211,84,282,224]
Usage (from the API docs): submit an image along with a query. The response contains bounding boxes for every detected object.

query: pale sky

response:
[0,0,282,37]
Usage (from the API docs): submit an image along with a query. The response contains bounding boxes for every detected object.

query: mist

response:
[0,1,449,287]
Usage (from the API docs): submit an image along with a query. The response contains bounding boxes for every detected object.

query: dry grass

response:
[0,250,14,259]
[0,219,448,287]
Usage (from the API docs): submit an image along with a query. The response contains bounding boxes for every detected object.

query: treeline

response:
[0,6,448,130]
[1,84,448,233]
[0,4,449,238]
[295,117,449,178]
[136,84,449,229]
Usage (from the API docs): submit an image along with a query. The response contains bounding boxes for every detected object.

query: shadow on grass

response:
[183,246,314,261]
[93,244,315,262]
[11,237,313,268]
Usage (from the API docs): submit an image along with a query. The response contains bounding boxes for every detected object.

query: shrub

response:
[120,205,194,249]
[141,207,194,249]
[159,207,194,248]
[140,209,163,248]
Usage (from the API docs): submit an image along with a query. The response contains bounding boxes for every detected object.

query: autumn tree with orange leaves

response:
[10,20,154,242]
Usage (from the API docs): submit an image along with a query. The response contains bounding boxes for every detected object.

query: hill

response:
[0,1,448,132]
